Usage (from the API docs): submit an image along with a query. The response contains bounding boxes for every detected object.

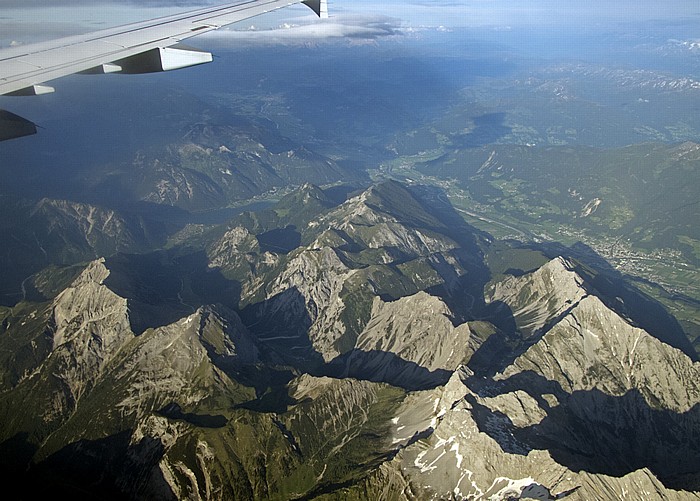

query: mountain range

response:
[1,181,697,500]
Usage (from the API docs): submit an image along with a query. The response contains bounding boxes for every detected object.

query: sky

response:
[1,0,699,48]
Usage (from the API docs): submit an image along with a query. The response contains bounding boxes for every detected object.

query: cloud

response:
[2,2,400,47]
[204,13,403,46]
[0,20,95,45]
[2,0,699,48]
[1,3,406,49]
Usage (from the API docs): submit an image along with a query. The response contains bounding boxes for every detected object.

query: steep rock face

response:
[317,183,458,258]
[485,256,587,338]
[501,294,700,412]
[357,293,473,370]
[490,293,700,488]
[124,415,186,501]
[51,259,131,352]
[197,305,260,364]
[208,226,261,272]
[385,365,700,500]
[0,258,134,448]
[49,258,134,406]
[232,182,480,368]
[487,256,700,413]
[254,246,355,362]
[102,305,258,424]
[28,303,259,482]
[284,374,400,460]
[371,257,700,499]
[337,292,475,389]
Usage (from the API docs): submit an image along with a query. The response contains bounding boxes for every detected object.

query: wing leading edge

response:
[0,0,328,141]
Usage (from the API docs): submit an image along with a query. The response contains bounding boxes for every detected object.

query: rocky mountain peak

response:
[49,258,134,402]
[485,256,699,408]
[52,258,131,354]
[285,182,330,204]
[313,183,457,259]
[344,292,474,387]
[194,305,259,364]
[104,305,258,424]
[501,293,700,412]
[258,245,353,361]
[343,181,444,228]
[485,256,588,339]
[207,225,259,271]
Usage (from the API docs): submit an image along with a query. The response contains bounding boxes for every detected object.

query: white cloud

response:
[2,0,699,48]
[211,23,390,43]
[202,13,403,46]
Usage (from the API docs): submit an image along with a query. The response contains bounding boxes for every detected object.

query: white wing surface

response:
[0,0,328,140]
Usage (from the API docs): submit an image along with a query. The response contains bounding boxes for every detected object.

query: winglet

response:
[302,0,329,19]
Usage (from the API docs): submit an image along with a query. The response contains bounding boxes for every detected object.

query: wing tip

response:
[302,0,329,19]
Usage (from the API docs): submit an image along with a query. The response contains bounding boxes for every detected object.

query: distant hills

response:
[0,115,366,304]
[417,141,700,260]
[84,122,361,212]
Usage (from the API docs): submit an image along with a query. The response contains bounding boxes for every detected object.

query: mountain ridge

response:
[0,181,697,499]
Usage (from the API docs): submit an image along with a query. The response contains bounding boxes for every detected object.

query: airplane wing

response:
[0,0,328,140]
